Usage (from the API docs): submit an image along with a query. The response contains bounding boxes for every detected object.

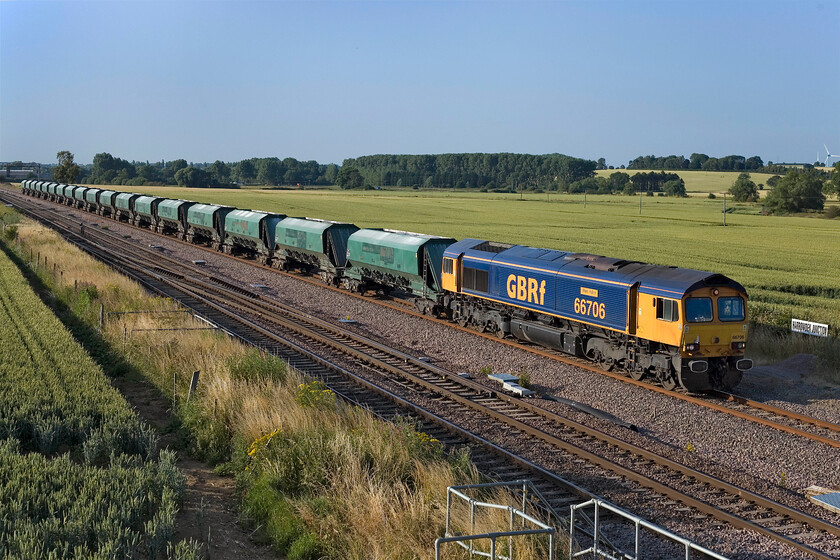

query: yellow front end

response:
[680,287,749,361]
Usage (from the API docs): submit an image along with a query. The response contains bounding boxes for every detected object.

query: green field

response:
[111,185,840,335]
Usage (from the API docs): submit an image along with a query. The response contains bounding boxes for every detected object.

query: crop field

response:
[113,185,840,336]
[0,240,191,558]
[595,169,779,194]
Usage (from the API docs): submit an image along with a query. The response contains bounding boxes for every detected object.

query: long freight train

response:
[19,180,753,391]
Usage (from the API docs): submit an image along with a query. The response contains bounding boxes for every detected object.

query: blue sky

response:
[2,0,838,166]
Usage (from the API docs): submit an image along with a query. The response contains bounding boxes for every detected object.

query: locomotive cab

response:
[680,286,752,390]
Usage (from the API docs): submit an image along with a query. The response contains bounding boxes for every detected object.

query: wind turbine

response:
[824,144,839,166]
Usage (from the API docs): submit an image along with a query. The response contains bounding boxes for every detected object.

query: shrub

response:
[825,206,840,219]
[708,193,716,199]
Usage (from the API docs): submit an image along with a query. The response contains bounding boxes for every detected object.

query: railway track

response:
[5,188,840,559]
[8,187,840,453]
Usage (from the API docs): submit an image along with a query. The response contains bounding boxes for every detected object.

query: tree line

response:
[338,153,599,190]
[627,153,766,171]
[55,153,338,188]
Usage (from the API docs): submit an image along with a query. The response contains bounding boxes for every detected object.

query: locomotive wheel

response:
[495,328,506,339]
[595,351,615,372]
[629,369,645,381]
[457,316,469,328]
[660,370,678,391]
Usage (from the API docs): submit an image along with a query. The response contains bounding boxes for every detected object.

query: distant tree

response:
[52,151,80,183]
[174,167,210,188]
[336,166,364,189]
[663,179,687,197]
[745,156,764,170]
[689,153,709,170]
[233,159,256,184]
[136,164,160,184]
[766,175,781,187]
[208,160,231,186]
[824,162,840,198]
[728,172,759,202]
[257,158,283,185]
[763,168,825,214]
[596,157,607,170]
[323,163,339,184]
[609,171,630,192]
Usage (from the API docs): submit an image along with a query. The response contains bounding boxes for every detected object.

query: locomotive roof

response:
[446,238,745,298]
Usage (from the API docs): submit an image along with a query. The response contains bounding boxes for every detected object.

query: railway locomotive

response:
[18,179,752,391]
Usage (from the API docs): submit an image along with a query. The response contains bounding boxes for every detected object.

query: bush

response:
[708,193,717,199]
[2,226,17,242]
[825,206,840,219]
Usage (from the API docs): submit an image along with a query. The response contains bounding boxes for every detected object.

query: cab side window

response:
[443,258,454,274]
[655,298,679,322]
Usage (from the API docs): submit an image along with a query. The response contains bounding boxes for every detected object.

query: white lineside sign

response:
[791,319,829,337]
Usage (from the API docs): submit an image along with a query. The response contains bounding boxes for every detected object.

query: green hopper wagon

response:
[156,199,196,237]
[97,190,119,217]
[344,229,455,303]
[114,193,141,222]
[273,217,359,283]
[84,188,103,212]
[133,196,165,229]
[186,204,235,249]
[222,209,286,263]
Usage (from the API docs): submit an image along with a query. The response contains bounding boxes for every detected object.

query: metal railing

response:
[569,498,730,560]
[435,480,557,560]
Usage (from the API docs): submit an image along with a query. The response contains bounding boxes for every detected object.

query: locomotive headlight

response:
[685,343,699,352]
[731,341,746,350]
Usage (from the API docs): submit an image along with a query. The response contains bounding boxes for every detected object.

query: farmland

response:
[0,238,196,558]
[595,169,779,194]
[114,184,840,336]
